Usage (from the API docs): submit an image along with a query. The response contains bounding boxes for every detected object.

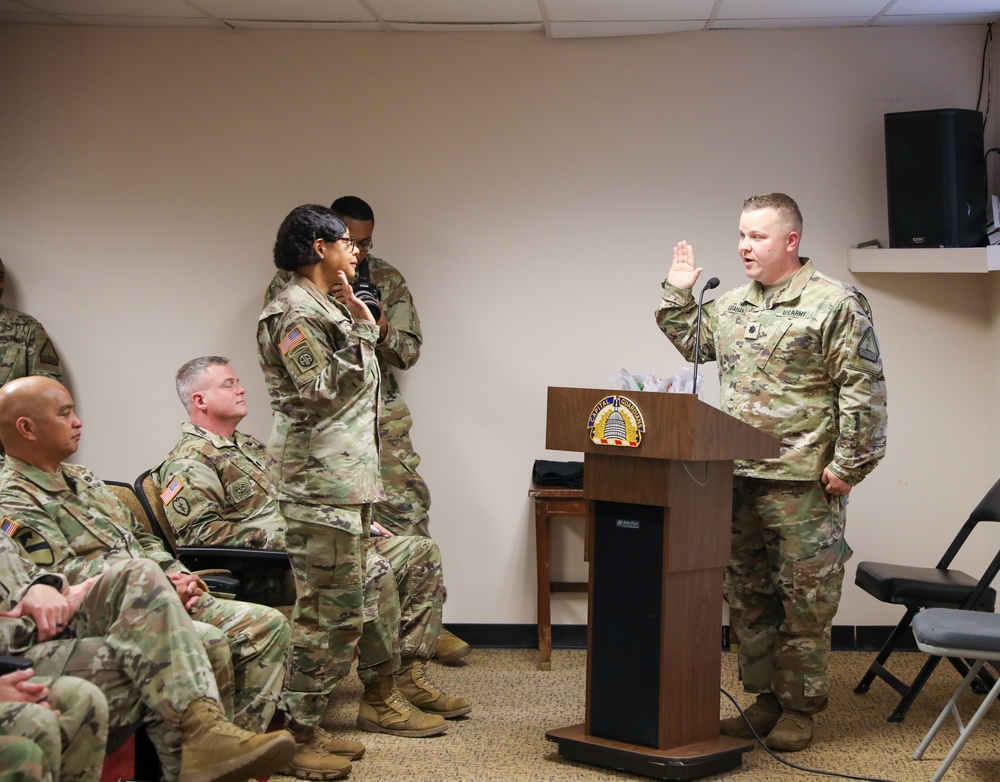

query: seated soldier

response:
[0,532,296,782]
[0,670,107,782]
[0,376,351,780]
[153,356,471,746]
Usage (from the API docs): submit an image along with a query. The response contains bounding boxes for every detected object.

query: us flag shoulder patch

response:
[279,326,306,355]
[160,477,183,504]
[1,517,19,537]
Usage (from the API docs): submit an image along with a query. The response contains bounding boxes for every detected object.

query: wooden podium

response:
[543,387,779,780]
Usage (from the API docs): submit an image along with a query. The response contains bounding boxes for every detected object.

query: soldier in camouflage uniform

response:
[259,205,460,761]
[0,533,296,782]
[656,193,887,751]
[0,671,107,782]
[0,259,62,391]
[153,357,468,739]
[265,197,470,663]
[0,378,291,748]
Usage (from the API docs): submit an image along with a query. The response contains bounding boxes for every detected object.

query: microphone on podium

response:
[691,276,720,397]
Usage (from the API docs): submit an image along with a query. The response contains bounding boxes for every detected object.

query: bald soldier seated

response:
[153,356,471,747]
[0,531,296,782]
[0,377,358,781]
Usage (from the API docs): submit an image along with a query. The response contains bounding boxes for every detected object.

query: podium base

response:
[546,724,752,780]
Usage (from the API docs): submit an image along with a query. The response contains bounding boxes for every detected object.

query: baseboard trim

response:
[443,624,915,652]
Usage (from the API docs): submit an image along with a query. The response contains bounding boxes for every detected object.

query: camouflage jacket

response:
[0,532,73,665]
[264,261,429,528]
[265,256,423,412]
[366,257,431,525]
[0,457,185,583]
[656,260,887,484]
[152,423,285,549]
[0,305,62,386]
[257,273,383,518]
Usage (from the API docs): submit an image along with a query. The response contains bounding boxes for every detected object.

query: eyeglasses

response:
[355,238,374,251]
[324,236,357,251]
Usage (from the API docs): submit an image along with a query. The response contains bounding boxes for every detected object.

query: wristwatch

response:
[32,574,62,590]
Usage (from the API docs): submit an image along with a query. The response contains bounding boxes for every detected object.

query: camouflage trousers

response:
[0,676,107,782]
[282,504,371,725]
[29,559,227,782]
[727,477,852,714]
[374,422,431,538]
[357,534,445,686]
[189,592,289,733]
[0,735,47,782]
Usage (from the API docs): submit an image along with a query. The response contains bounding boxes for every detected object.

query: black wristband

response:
[33,574,62,590]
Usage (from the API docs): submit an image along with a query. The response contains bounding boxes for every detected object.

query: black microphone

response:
[691,277,720,396]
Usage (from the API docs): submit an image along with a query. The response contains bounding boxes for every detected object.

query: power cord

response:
[719,688,896,782]
[976,23,992,126]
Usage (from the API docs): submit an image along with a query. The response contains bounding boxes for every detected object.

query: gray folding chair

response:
[911,608,1000,782]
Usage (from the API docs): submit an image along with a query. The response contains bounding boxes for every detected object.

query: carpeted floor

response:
[275,648,1000,782]
[103,648,1000,781]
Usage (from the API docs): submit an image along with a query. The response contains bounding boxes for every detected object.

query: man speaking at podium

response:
[655,193,887,751]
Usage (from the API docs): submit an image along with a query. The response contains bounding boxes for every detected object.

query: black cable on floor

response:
[720,688,896,782]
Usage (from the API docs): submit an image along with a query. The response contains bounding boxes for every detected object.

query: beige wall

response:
[0,23,996,627]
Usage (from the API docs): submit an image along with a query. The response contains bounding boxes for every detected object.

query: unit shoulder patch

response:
[857,326,880,363]
[13,526,54,567]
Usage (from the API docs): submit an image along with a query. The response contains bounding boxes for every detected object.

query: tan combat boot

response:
[178,697,296,782]
[288,720,365,760]
[281,721,358,779]
[719,692,782,739]
[396,658,471,718]
[434,628,471,664]
[765,710,814,751]
[357,674,448,737]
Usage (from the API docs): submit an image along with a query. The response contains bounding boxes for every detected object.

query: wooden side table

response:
[530,480,588,670]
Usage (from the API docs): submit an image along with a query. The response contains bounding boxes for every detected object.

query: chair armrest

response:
[177,547,289,563]
[0,655,34,675]
[176,548,289,600]
[200,574,241,596]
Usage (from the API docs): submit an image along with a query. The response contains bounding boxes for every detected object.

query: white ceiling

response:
[0,0,997,38]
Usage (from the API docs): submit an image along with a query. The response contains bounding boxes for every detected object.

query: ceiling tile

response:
[369,0,540,23]
[228,18,380,29]
[872,12,1000,24]
[711,16,874,28]
[387,21,544,31]
[549,19,705,37]
[193,0,373,22]
[56,14,221,25]
[543,0,716,22]
[21,0,198,16]
[715,0,887,20]
[884,0,1000,13]
[0,11,65,22]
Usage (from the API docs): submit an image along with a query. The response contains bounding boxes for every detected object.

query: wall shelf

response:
[848,246,1000,273]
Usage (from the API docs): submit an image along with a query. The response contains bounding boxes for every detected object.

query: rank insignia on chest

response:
[745,322,761,340]
[587,394,645,448]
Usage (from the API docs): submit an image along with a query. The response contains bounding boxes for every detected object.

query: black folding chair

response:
[853,476,1000,722]
[132,470,292,606]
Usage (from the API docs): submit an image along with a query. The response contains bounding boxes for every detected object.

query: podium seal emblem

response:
[588,395,644,447]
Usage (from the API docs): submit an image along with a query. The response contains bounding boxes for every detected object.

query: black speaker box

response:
[884,108,987,248]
